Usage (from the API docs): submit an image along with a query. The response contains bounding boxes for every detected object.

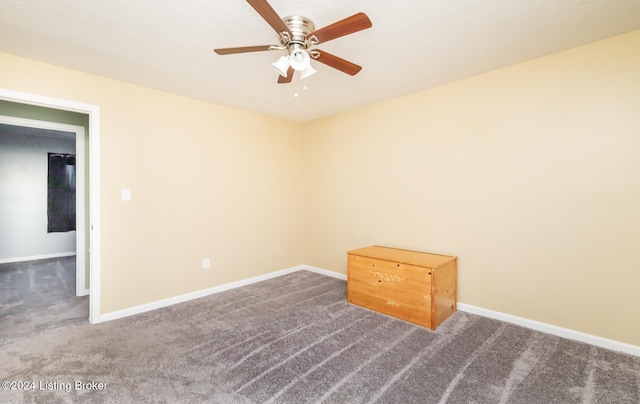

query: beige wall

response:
[0,52,307,313]
[1,29,638,346]
[305,30,640,346]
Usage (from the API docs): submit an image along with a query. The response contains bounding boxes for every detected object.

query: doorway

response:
[0,88,101,324]
[0,117,86,296]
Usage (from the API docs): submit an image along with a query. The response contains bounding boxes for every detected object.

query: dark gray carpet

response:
[1,257,639,403]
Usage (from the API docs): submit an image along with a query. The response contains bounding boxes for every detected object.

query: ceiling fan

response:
[214,0,372,84]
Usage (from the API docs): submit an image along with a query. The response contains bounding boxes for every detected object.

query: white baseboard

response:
[457,303,640,357]
[0,251,76,264]
[302,265,347,280]
[97,265,307,323]
[95,264,639,357]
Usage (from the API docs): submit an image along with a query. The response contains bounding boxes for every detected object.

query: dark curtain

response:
[48,153,76,232]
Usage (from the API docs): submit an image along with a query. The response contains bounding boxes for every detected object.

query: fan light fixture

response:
[300,64,317,79]
[271,55,289,77]
[271,48,317,80]
[289,48,310,70]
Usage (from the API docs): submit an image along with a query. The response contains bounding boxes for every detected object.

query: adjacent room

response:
[1,0,639,402]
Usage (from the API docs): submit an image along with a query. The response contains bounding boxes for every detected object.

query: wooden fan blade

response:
[307,12,372,44]
[314,50,362,76]
[246,0,291,36]
[214,45,277,55]
[277,67,294,84]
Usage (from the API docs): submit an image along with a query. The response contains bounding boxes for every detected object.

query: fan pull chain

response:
[293,72,301,98]
[293,72,310,98]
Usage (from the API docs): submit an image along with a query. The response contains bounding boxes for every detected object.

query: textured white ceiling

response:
[1,0,639,122]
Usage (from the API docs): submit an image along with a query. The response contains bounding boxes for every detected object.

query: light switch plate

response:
[121,188,132,201]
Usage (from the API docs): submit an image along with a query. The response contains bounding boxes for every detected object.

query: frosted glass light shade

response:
[289,49,311,71]
[300,64,317,79]
[271,55,290,77]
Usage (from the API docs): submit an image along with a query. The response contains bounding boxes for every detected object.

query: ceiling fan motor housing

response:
[280,16,316,52]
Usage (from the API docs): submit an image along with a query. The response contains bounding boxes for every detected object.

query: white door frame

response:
[0,115,87,296]
[0,88,102,324]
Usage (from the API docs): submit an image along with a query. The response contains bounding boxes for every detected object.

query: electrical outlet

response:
[202,258,211,270]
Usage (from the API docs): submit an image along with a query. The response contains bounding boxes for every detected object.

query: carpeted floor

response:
[1,257,639,403]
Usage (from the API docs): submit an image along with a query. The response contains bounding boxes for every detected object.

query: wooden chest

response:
[347,246,457,330]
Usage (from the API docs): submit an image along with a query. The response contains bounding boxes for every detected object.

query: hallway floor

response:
[0,256,89,340]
